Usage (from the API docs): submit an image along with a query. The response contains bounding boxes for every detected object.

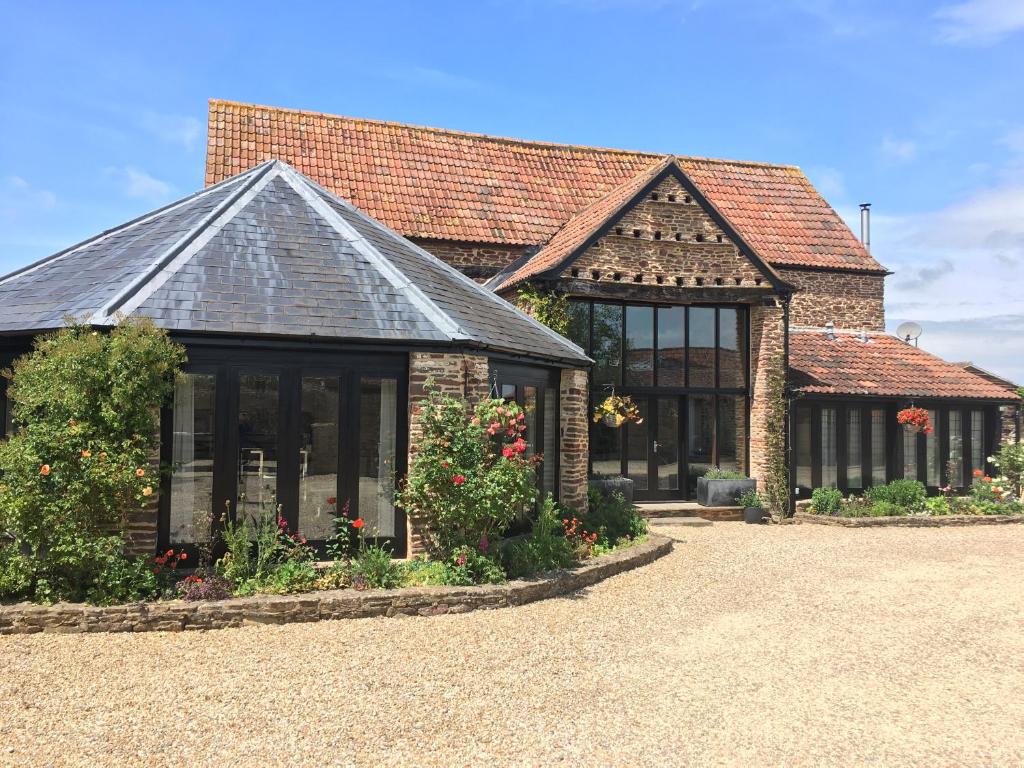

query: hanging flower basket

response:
[593,394,643,429]
[897,406,932,435]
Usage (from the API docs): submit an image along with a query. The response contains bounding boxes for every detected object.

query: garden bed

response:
[0,533,671,635]
[793,511,1024,527]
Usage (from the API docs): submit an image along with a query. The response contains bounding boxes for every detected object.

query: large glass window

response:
[718,395,744,476]
[688,307,716,388]
[591,402,622,477]
[970,410,985,477]
[170,374,216,545]
[795,405,812,489]
[718,308,745,388]
[949,410,963,488]
[542,388,557,495]
[902,425,918,481]
[625,400,649,491]
[625,306,654,386]
[592,303,623,386]
[237,373,279,523]
[299,376,340,541]
[687,395,714,496]
[926,409,941,487]
[847,409,862,490]
[871,409,887,486]
[656,306,685,386]
[522,386,538,458]
[821,407,838,488]
[655,398,679,491]
[566,301,590,353]
[359,377,398,538]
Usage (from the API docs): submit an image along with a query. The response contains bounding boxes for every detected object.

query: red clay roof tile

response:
[206,100,886,274]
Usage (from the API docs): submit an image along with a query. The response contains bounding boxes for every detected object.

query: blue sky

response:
[2,0,1023,380]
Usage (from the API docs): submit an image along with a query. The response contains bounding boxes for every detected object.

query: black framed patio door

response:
[628,396,684,501]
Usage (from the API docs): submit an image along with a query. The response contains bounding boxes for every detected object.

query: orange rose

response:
[81,450,91,458]
[135,468,145,477]
[40,464,50,476]
[142,486,153,497]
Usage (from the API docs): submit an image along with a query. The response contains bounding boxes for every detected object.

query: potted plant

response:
[736,489,765,524]
[897,406,932,435]
[592,394,643,429]
[697,467,757,507]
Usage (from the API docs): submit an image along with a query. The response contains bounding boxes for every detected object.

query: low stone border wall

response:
[0,534,672,635]
[793,511,1024,528]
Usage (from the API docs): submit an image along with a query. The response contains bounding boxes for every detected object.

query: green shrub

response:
[810,487,844,515]
[0,319,186,603]
[401,558,452,587]
[925,496,951,516]
[350,542,404,589]
[989,442,1024,499]
[0,541,32,601]
[703,467,748,480]
[398,391,537,553]
[583,488,647,545]
[736,490,763,509]
[868,501,902,517]
[516,286,571,335]
[866,479,926,511]
[443,546,506,586]
[503,495,576,578]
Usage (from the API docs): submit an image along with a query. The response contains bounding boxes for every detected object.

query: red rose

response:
[502,446,514,459]
[327,496,337,505]
[352,518,365,529]
[452,474,466,486]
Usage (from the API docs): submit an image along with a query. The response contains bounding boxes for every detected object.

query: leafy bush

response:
[925,496,952,516]
[350,542,404,589]
[503,495,576,578]
[865,479,927,511]
[0,319,185,603]
[868,501,903,517]
[736,490,763,509]
[398,390,537,553]
[990,442,1024,499]
[583,488,647,545]
[516,286,570,335]
[810,487,844,515]
[176,574,233,601]
[0,541,32,601]
[703,467,748,480]
[442,546,507,586]
[401,558,452,587]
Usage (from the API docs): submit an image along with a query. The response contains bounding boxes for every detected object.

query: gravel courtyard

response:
[2,522,1022,767]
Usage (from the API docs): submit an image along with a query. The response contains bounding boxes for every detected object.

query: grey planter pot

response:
[697,477,756,507]
[590,476,634,506]
[743,506,765,524]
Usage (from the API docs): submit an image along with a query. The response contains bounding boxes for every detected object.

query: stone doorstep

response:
[646,516,714,527]
[0,535,672,636]
[793,511,1024,527]
[636,501,742,522]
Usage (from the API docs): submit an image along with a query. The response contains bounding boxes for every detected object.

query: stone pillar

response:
[749,301,786,488]
[1000,403,1020,445]
[406,352,491,555]
[559,367,589,513]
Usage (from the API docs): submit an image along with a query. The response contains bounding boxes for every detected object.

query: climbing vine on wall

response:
[763,352,790,520]
[516,286,570,337]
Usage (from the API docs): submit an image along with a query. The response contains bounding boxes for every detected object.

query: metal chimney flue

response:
[859,203,871,253]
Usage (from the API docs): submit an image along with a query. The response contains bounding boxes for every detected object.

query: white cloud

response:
[934,0,1024,45]
[852,182,1024,382]
[106,166,172,201]
[880,135,918,162]
[0,175,57,219]
[806,165,846,199]
[140,111,203,149]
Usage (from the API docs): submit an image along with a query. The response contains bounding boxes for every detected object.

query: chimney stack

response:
[859,203,871,253]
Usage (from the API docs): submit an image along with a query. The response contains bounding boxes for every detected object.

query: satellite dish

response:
[896,321,923,346]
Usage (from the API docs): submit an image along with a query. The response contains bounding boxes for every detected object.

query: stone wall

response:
[779,268,886,331]
[793,510,1024,527]
[563,177,773,290]
[749,301,786,489]
[559,368,589,513]
[412,238,529,282]
[1001,404,1020,445]
[0,534,672,635]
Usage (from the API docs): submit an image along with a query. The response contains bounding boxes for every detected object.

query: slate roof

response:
[206,99,887,274]
[0,160,589,366]
[789,329,1018,401]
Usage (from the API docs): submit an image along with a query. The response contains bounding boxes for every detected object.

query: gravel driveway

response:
[2,522,1022,767]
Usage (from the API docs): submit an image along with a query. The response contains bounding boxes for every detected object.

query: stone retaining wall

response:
[793,511,1024,528]
[0,535,671,635]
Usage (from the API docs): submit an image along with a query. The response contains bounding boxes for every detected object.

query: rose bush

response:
[398,390,536,554]
[0,319,186,603]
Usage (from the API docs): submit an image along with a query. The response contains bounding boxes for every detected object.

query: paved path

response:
[2,523,1022,766]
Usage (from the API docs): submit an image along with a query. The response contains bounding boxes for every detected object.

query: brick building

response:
[204,100,1020,510]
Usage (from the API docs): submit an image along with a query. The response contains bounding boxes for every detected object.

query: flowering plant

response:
[897,406,932,435]
[593,394,643,428]
[562,515,599,556]
[398,390,536,553]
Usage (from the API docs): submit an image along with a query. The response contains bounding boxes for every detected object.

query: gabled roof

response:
[789,329,1018,401]
[206,100,887,274]
[0,160,589,366]
[491,158,790,292]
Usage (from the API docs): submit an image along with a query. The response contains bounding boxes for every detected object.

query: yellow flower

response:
[81,450,91,458]
[142,486,153,497]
